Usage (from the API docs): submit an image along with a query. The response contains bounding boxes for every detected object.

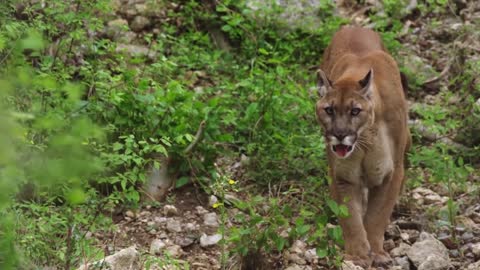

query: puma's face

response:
[315,69,375,159]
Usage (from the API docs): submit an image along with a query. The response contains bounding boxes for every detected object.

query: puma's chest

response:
[333,124,394,187]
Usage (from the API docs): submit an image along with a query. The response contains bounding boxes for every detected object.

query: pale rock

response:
[394,256,411,270]
[184,222,197,232]
[130,15,150,31]
[150,239,166,254]
[284,265,305,270]
[144,157,173,201]
[166,219,182,233]
[175,236,195,247]
[134,3,147,13]
[78,246,138,270]
[304,248,318,263]
[406,232,450,269]
[163,204,178,216]
[164,244,182,258]
[116,44,156,59]
[203,212,219,228]
[341,261,364,270]
[209,195,218,207]
[290,240,306,254]
[471,242,480,257]
[139,210,151,217]
[154,216,167,223]
[285,264,312,270]
[106,19,129,40]
[424,194,448,205]
[285,252,306,265]
[467,261,480,270]
[121,31,136,43]
[195,206,209,215]
[200,233,222,247]
[418,255,450,270]
[125,210,135,218]
[390,242,411,257]
[246,0,324,32]
[401,232,411,242]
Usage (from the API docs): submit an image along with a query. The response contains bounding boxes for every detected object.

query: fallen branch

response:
[422,60,452,85]
[183,120,206,155]
[408,119,469,150]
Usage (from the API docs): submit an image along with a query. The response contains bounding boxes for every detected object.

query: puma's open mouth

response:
[332,144,353,158]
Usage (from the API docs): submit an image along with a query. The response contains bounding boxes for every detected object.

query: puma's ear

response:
[317,69,332,97]
[359,68,373,98]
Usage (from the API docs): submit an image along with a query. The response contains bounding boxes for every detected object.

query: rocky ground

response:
[81,1,480,269]
[82,184,480,270]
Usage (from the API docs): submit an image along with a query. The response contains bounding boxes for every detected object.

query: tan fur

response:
[315,26,410,267]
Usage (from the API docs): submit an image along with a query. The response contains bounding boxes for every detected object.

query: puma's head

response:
[315,69,375,159]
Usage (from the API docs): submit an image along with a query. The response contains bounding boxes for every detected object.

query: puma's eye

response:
[351,108,361,116]
[324,107,334,115]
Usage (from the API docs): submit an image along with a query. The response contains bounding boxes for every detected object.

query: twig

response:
[408,119,469,150]
[64,216,74,270]
[423,60,452,85]
[183,120,206,155]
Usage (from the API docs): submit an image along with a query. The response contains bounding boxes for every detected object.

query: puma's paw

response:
[372,251,392,267]
[343,254,372,269]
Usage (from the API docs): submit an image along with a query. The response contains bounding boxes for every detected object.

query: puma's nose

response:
[334,132,347,141]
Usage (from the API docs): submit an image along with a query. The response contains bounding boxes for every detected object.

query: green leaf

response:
[316,248,328,258]
[21,29,44,51]
[274,236,286,251]
[296,224,311,235]
[175,176,189,188]
[66,188,86,205]
[326,199,339,215]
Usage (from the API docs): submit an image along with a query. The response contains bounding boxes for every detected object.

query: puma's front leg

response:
[331,178,371,267]
[364,167,404,267]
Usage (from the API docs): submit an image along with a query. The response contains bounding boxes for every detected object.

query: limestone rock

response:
[406,232,450,269]
[166,219,182,233]
[391,242,411,257]
[130,15,150,32]
[200,233,222,247]
[341,261,364,270]
[304,248,318,263]
[78,246,138,270]
[150,239,166,254]
[467,261,480,270]
[394,256,411,270]
[471,242,480,257]
[163,204,178,216]
[106,19,129,40]
[203,212,219,228]
[246,0,324,32]
[164,244,182,258]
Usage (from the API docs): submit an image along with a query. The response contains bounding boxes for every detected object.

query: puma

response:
[315,26,411,267]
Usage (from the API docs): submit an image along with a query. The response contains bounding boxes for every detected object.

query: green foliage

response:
[227,187,345,267]
[0,0,345,267]
[1,0,477,268]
